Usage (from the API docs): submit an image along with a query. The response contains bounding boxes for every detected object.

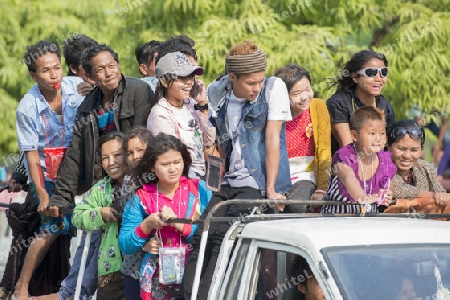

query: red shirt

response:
[286,109,315,158]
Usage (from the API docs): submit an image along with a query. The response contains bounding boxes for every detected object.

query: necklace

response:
[355,146,374,195]
[404,169,414,185]
[351,96,377,112]
[167,99,184,108]
[166,98,190,108]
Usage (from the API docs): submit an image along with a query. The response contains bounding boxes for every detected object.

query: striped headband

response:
[225,49,267,74]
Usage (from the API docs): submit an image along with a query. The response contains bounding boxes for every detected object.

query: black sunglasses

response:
[356,67,388,78]
[390,127,423,141]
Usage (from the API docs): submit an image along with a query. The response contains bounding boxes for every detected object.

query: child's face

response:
[127,137,147,168]
[352,58,387,97]
[151,149,184,187]
[289,77,314,113]
[101,139,128,182]
[351,119,386,154]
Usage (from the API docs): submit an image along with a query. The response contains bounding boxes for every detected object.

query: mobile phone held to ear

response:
[190,80,202,99]
[206,155,225,192]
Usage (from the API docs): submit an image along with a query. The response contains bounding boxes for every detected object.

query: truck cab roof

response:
[239,217,450,250]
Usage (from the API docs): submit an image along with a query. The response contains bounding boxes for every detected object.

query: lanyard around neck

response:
[351,96,377,112]
[41,102,65,147]
[156,182,182,247]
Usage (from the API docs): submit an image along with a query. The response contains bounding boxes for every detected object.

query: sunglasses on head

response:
[356,67,388,78]
[390,127,423,141]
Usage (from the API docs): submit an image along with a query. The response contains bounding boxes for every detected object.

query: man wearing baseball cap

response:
[147,51,216,178]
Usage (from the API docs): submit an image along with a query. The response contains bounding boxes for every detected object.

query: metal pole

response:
[74,230,92,300]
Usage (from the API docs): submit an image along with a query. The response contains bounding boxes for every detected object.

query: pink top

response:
[137,176,194,247]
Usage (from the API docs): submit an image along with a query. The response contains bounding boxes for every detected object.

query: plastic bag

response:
[206,155,225,192]
[158,247,186,285]
[44,146,67,180]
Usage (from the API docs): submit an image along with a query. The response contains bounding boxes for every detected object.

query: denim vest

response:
[207,75,292,193]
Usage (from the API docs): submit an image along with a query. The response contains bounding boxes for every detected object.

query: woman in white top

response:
[147,51,215,178]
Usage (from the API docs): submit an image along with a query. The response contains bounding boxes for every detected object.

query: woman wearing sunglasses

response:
[327,50,396,154]
[387,120,450,206]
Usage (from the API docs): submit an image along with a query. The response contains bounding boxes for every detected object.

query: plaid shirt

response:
[392,159,445,199]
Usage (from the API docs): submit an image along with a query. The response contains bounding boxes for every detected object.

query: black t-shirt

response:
[327,90,396,154]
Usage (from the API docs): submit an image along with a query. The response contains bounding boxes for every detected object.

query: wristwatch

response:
[194,103,208,111]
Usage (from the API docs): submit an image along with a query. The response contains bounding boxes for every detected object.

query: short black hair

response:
[275,64,311,93]
[81,44,119,74]
[156,35,197,64]
[124,126,153,153]
[23,40,60,72]
[135,40,161,66]
[350,106,385,133]
[291,255,313,289]
[387,119,426,148]
[64,34,98,76]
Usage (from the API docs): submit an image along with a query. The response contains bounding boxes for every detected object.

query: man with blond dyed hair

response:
[183,40,292,299]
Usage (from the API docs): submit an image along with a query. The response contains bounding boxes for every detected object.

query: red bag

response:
[44,146,67,180]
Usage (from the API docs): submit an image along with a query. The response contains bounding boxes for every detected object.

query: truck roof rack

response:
[169,199,450,226]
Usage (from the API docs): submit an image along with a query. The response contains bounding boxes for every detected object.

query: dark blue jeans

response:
[182,185,265,300]
[57,230,101,300]
[123,275,140,300]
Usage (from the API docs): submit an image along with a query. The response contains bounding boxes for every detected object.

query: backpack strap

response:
[187,179,199,199]
[136,187,152,215]
[186,179,201,221]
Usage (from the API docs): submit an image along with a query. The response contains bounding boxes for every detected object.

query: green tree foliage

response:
[0,0,448,160]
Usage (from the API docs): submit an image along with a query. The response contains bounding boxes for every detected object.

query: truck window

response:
[222,239,251,300]
[253,249,325,300]
[323,244,450,300]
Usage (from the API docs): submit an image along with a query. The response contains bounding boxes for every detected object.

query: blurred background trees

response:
[0,0,449,161]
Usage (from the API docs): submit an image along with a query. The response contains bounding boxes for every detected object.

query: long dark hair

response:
[331,50,388,93]
[150,73,178,113]
[130,133,192,189]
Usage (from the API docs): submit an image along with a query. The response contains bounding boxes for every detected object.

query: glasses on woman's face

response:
[390,127,423,140]
[175,74,195,85]
[356,67,388,78]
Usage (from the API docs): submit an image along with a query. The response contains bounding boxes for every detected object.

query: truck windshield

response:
[323,244,450,300]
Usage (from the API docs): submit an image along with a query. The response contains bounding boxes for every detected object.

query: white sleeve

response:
[267,78,292,122]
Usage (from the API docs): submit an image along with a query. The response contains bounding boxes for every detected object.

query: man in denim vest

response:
[183,40,292,299]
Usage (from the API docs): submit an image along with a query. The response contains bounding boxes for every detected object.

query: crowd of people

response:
[0,32,449,300]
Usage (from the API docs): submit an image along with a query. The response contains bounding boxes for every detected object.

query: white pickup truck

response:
[191,201,450,300]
